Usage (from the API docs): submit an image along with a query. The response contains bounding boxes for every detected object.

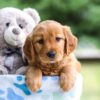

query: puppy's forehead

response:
[34,21,63,36]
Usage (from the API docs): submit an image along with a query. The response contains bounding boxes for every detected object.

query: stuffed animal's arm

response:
[0,55,8,74]
[4,56,14,70]
[0,66,8,74]
[16,66,28,75]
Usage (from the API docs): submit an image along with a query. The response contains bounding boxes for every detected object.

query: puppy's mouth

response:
[38,56,62,64]
[49,59,56,64]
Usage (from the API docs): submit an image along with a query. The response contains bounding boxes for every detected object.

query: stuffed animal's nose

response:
[12,28,20,35]
[47,51,56,58]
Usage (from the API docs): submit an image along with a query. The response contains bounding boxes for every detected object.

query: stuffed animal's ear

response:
[63,26,77,55]
[23,8,40,24]
[23,36,35,65]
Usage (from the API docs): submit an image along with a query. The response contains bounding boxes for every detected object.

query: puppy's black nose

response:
[47,51,55,58]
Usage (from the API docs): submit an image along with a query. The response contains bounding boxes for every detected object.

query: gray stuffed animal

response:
[0,7,40,74]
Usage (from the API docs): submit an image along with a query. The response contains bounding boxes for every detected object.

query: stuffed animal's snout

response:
[4,26,26,47]
[12,28,20,35]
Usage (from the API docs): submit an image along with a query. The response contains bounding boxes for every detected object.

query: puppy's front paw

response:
[60,73,75,92]
[26,77,42,92]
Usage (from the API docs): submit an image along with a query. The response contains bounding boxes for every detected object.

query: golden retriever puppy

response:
[23,20,81,92]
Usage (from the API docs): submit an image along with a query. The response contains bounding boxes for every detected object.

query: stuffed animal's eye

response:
[37,39,44,44]
[6,22,10,27]
[19,24,23,29]
[56,37,62,42]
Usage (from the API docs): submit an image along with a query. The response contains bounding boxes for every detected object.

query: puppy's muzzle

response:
[47,51,56,58]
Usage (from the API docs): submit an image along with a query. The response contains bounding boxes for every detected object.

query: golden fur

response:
[23,20,81,92]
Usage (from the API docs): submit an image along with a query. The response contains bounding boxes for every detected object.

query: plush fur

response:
[0,7,40,74]
[23,20,81,92]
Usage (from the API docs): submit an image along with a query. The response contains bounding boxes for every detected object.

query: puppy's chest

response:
[39,65,62,76]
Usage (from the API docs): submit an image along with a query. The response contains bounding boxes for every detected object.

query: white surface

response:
[0,73,83,100]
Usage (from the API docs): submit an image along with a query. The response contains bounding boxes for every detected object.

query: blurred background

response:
[0,0,100,100]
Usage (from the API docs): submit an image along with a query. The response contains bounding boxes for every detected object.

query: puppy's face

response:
[24,20,77,64]
[33,23,65,64]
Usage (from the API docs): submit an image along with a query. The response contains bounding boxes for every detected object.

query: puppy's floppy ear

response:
[23,36,35,65]
[63,26,77,55]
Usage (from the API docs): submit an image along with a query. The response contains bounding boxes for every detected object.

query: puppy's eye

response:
[37,39,44,44]
[6,22,10,27]
[56,37,62,42]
